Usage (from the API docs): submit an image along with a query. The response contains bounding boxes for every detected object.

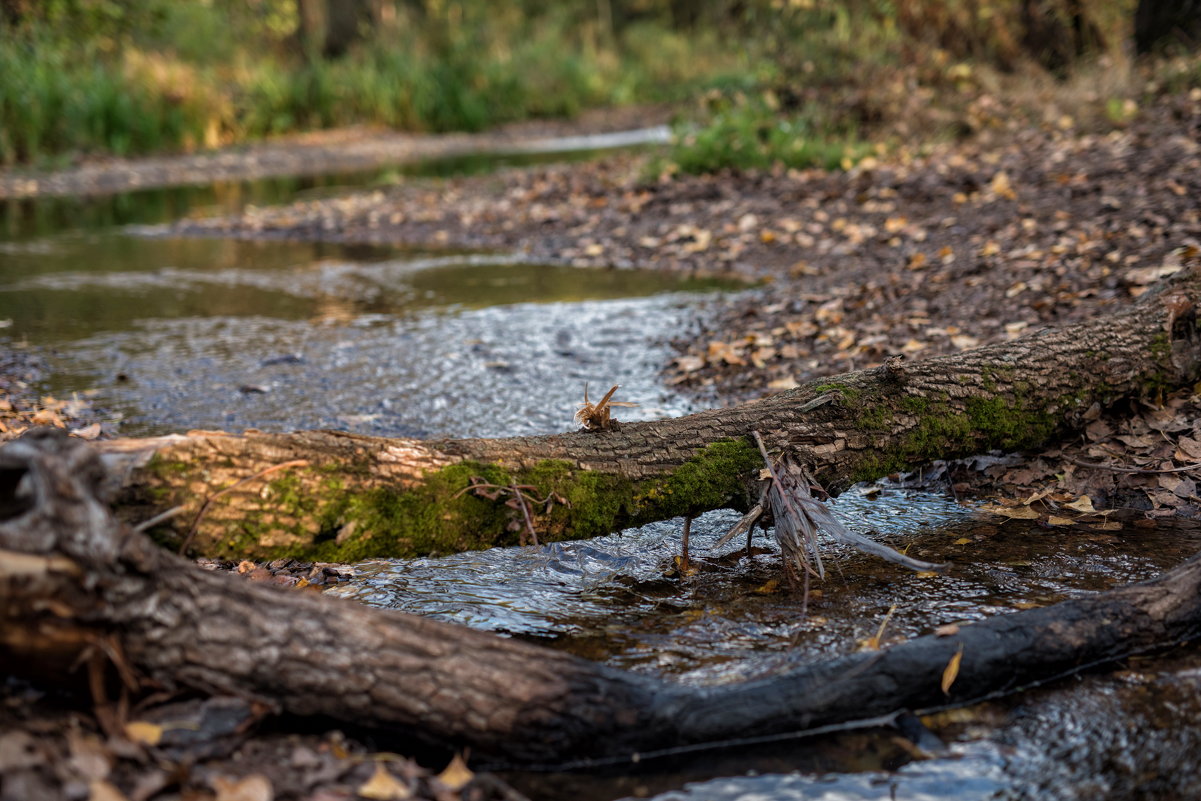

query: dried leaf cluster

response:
[574,383,637,432]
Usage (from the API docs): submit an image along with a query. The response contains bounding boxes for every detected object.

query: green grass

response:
[1,1,1197,172]
[0,6,739,167]
[666,94,872,174]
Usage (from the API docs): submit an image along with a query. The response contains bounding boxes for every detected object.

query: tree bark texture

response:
[4,431,1201,765]
[98,268,1201,561]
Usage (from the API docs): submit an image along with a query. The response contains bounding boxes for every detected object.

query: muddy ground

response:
[0,105,671,201]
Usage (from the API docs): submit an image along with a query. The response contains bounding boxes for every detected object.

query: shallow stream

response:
[3,137,1200,801]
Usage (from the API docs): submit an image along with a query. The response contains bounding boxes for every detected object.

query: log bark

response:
[4,430,1201,766]
[100,267,1201,561]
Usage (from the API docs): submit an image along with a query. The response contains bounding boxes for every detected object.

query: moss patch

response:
[844,391,1062,485]
[174,438,763,561]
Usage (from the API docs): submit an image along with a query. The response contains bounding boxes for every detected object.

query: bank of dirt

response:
[0,105,671,201]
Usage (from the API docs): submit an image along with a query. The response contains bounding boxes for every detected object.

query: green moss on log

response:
[150,438,763,561]
[843,390,1062,485]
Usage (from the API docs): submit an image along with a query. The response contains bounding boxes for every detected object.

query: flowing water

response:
[3,135,1201,801]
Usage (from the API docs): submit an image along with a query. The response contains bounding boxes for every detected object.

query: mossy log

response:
[100,268,1201,561]
[5,431,1201,765]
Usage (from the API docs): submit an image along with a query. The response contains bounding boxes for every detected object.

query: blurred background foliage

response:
[0,0,1197,170]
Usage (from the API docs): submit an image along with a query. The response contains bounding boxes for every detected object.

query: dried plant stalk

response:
[750,431,947,582]
[575,384,637,431]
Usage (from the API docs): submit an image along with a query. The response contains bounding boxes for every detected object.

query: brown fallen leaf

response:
[934,624,960,637]
[941,645,964,694]
[30,408,65,428]
[1063,495,1097,513]
[437,754,474,791]
[88,781,128,801]
[211,774,272,801]
[71,422,103,440]
[123,721,163,747]
[358,764,411,800]
[980,504,1040,520]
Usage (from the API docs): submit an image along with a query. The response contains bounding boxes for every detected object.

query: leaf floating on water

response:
[941,645,964,695]
[358,764,411,800]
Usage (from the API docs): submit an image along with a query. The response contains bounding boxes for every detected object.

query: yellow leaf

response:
[981,504,1040,520]
[30,408,65,428]
[71,422,103,440]
[211,775,272,801]
[941,645,964,694]
[954,537,972,545]
[89,781,129,801]
[124,721,162,746]
[437,754,474,791]
[990,171,1016,200]
[1064,495,1097,513]
[358,764,411,800]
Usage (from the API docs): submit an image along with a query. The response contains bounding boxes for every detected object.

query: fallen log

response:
[4,431,1201,766]
[99,266,1201,560]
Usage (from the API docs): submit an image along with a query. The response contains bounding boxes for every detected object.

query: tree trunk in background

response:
[97,268,1201,562]
[1021,0,1104,74]
[5,431,1201,765]
[325,0,374,57]
[296,0,374,59]
[1135,0,1201,54]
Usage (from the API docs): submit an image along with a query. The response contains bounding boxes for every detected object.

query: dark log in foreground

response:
[101,267,1201,560]
[5,431,1201,765]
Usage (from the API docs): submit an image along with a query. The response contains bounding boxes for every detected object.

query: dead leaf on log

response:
[941,645,965,694]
